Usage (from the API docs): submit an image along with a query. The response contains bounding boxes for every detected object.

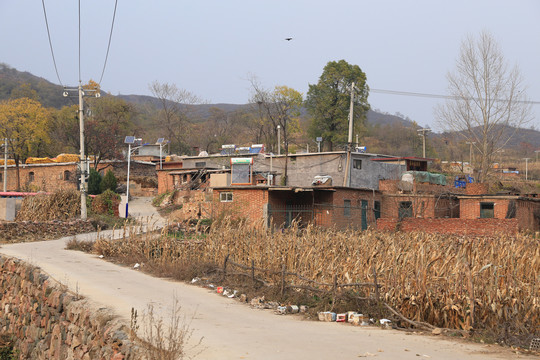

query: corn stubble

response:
[95,219,539,346]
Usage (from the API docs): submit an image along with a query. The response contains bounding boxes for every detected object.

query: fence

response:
[214,254,436,330]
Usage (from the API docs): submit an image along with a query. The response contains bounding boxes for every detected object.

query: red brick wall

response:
[460,198,510,219]
[466,183,488,195]
[330,188,382,228]
[516,200,540,231]
[213,188,267,224]
[377,218,518,235]
[3,164,78,192]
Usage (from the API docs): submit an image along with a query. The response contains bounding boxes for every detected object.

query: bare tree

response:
[249,78,303,185]
[149,81,203,154]
[436,31,532,182]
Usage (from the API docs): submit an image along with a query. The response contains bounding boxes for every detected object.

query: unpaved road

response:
[0,197,533,359]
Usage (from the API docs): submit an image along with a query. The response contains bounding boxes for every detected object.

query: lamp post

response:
[124,136,145,218]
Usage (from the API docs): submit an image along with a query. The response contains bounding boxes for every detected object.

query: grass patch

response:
[65,237,95,252]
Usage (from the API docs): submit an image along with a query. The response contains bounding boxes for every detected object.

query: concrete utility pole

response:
[417,128,431,158]
[63,83,100,220]
[465,141,476,166]
[523,158,531,180]
[277,125,281,156]
[343,82,355,187]
[3,138,7,192]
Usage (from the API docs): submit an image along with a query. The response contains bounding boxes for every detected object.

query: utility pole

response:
[343,82,355,187]
[465,141,476,167]
[3,138,7,192]
[63,83,100,220]
[523,158,531,180]
[417,128,431,158]
[277,125,281,156]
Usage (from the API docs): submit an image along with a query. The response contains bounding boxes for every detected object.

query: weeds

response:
[131,296,204,360]
[65,237,95,252]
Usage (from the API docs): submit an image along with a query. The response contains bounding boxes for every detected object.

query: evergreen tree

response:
[100,169,118,193]
[88,168,102,195]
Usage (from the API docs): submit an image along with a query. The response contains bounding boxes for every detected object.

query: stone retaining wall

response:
[0,220,95,243]
[0,257,143,359]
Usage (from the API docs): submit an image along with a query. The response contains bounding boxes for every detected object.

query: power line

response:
[370,88,540,105]
[41,0,63,86]
[99,0,119,85]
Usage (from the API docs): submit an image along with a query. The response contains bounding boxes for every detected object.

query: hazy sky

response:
[1,1,539,131]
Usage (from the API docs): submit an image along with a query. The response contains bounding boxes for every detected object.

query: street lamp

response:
[124,136,145,218]
[156,138,169,170]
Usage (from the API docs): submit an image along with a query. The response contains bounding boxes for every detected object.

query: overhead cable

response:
[98,0,118,85]
[370,88,540,105]
[41,0,63,86]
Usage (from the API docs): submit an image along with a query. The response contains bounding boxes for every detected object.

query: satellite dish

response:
[63,91,69,97]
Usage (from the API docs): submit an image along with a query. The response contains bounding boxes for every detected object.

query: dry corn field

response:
[95,220,539,346]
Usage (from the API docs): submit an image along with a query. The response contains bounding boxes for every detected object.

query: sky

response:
[1,0,539,132]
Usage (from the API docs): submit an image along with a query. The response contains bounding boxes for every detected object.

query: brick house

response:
[377,179,540,235]
[212,186,382,229]
[1,160,157,195]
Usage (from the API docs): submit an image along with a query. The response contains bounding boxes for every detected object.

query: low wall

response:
[0,220,95,243]
[0,256,142,359]
[377,218,518,236]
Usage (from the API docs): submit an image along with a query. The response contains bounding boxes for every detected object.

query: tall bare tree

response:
[436,31,532,182]
[149,81,202,154]
[250,79,303,185]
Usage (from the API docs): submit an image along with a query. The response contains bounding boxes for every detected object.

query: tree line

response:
[0,31,532,186]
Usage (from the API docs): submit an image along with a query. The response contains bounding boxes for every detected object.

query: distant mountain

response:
[2,64,538,151]
[0,63,71,108]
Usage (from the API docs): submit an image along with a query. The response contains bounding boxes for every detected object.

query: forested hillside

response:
[1,63,538,163]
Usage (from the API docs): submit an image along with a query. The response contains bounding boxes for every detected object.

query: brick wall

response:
[460,198,510,219]
[465,183,488,195]
[2,164,78,192]
[0,257,142,359]
[330,188,382,228]
[213,188,267,224]
[377,218,518,235]
[516,199,540,231]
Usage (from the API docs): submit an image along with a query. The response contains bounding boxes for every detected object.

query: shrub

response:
[88,168,102,195]
[91,189,121,216]
[100,169,118,193]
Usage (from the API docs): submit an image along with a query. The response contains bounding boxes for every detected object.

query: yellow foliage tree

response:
[0,98,51,190]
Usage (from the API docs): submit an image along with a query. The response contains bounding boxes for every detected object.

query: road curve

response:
[0,197,529,359]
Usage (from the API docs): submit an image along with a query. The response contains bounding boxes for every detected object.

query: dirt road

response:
[0,197,531,359]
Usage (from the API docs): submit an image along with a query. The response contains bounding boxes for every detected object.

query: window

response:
[343,199,351,216]
[480,202,494,218]
[195,162,206,168]
[0,173,2,182]
[220,192,233,202]
[64,170,71,181]
[28,172,35,182]
[399,201,412,219]
[353,159,362,170]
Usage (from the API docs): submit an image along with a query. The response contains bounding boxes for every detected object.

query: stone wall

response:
[0,257,143,359]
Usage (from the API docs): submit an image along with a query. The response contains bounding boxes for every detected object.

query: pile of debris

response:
[16,190,80,221]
